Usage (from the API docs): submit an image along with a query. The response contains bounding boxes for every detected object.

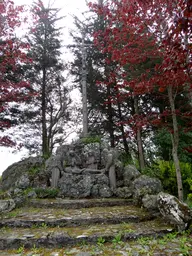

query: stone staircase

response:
[0,198,175,253]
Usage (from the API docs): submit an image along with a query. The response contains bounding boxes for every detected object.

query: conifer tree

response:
[23,0,72,157]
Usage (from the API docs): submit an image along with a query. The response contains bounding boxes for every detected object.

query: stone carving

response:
[103,148,118,191]
[45,155,64,188]
[43,142,113,196]
[67,150,81,168]
[86,150,97,169]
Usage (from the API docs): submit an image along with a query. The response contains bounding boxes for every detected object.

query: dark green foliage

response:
[187,194,192,209]
[142,161,192,199]
[0,190,11,200]
[81,135,102,145]
[19,1,72,156]
[34,188,59,198]
[152,128,192,163]
[27,167,41,176]
[118,152,133,167]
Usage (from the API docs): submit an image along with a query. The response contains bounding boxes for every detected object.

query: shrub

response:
[187,193,192,202]
[142,160,192,199]
[34,188,59,198]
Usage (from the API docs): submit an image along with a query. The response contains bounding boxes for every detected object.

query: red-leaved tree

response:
[0,0,33,146]
[89,0,192,201]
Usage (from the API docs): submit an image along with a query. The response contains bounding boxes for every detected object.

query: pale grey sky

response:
[0,0,88,175]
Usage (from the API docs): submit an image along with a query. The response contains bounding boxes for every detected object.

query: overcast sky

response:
[0,0,89,175]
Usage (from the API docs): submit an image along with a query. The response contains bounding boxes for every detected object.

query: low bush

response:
[34,188,59,198]
[142,160,192,200]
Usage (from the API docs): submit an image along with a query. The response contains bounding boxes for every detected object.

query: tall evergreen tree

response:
[22,0,73,157]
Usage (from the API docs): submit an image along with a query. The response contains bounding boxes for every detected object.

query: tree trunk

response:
[117,100,129,154]
[168,85,183,201]
[81,33,88,137]
[134,96,145,170]
[42,67,49,158]
[107,85,115,147]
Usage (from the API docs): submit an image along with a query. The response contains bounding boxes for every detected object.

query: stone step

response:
[0,205,155,228]
[0,219,174,250]
[27,198,133,209]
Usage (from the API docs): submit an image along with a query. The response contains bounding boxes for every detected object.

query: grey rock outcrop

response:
[157,192,192,231]
[1,156,45,191]
[123,165,141,187]
[0,199,15,213]
[9,188,27,207]
[133,175,162,204]
[142,194,159,212]
[15,174,30,189]
[115,187,133,199]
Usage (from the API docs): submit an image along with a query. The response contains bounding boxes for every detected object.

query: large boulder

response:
[115,187,133,199]
[157,192,192,231]
[0,199,15,213]
[123,165,141,187]
[142,194,159,212]
[1,156,45,191]
[133,175,163,204]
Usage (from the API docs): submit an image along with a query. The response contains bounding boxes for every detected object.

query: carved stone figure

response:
[68,150,81,168]
[45,155,64,188]
[103,148,118,191]
[86,150,97,169]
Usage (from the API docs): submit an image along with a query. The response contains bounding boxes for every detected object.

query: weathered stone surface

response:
[0,199,15,213]
[157,192,192,231]
[115,187,133,199]
[15,174,30,189]
[102,148,119,190]
[123,165,141,187]
[92,184,111,198]
[12,188,23,196]
[0,220,174,250]
[115,160,124,183]
[8,188,27,207]
[82,169,104,175]
[133,175,162,204]
[56,144,70,158]
[99,185,113,198]
[142,194,159,212]
[28,198,132,209]
[32,172,50,188]
[1,156,45,191]
[76,253,92,256]
[45,155,64,176]
[45,155,64,188]
[0,204,155,228]
[27,190,37,199]
[13,196,26,208]
[58,172,111,198]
